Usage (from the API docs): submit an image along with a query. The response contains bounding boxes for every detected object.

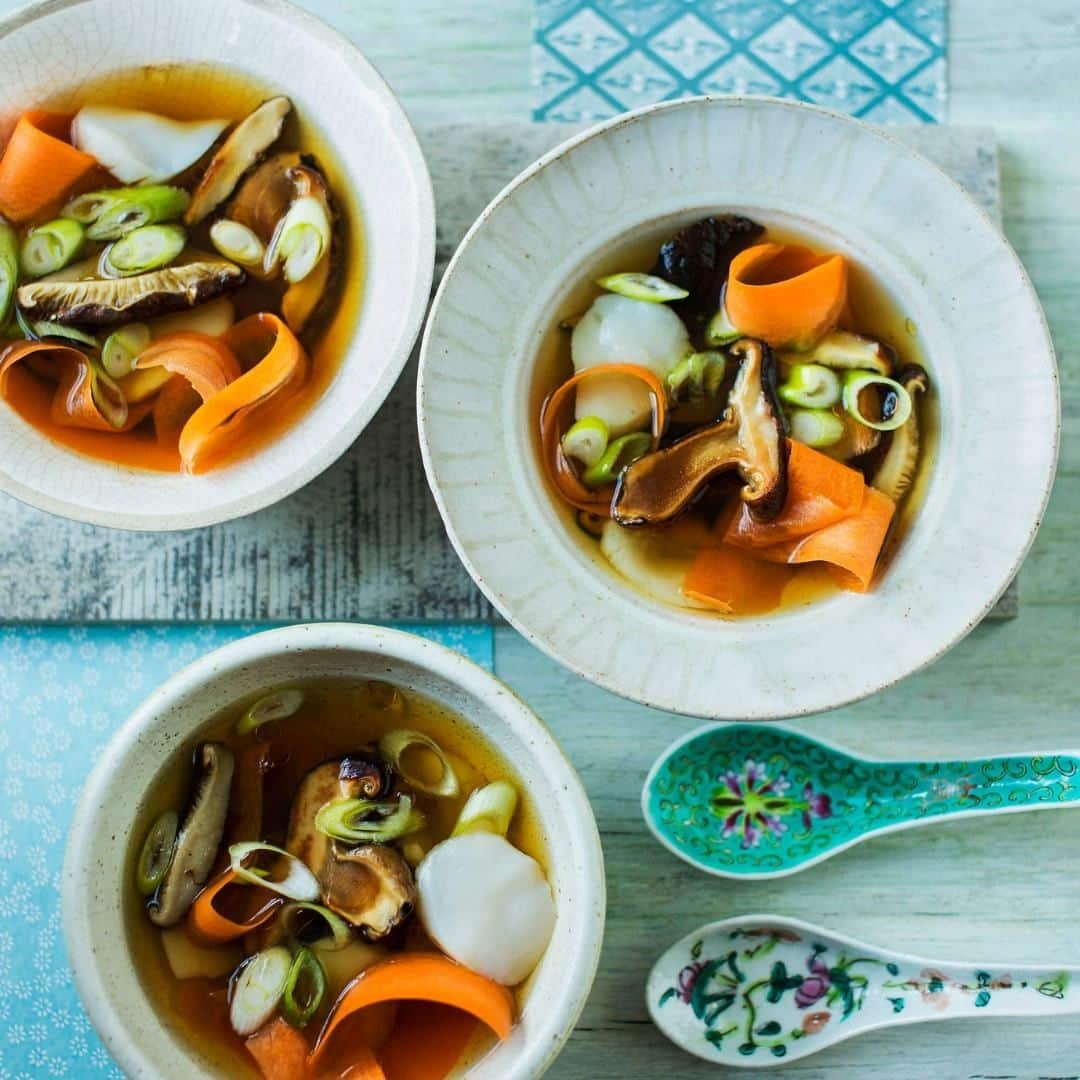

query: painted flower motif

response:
[677,961,706,1003]
[919,967,951,1011]
[795,953,832,1008]
[801,782,832,830]
[802,1011,831,1035]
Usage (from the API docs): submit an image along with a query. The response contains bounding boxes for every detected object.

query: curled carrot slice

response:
[135,331,241,401]
[152,376,202,448]
[725,243,847,348]
[309,954,514,1070]
[682,544,795,616]
[186,866,282,945]
[178,312,309,473]
[0,112,98,223]
[540,363,668,515]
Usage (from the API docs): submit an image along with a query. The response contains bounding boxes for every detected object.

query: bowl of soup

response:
[62,623,605,1078]
[418,96,1058,720]
[0,0,434,529]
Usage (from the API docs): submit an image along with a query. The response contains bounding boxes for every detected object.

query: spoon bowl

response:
[647,915,1078,1067]
[643,724,1080,879]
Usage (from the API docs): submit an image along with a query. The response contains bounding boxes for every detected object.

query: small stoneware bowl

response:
[418,96,1058,720]
[0,0,434,530]
[62,624,605,1079]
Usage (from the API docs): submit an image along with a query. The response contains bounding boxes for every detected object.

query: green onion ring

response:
[842,370,912,432]
[135,809,179,896]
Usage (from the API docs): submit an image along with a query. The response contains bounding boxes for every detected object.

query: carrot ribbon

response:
[186,866,282,945]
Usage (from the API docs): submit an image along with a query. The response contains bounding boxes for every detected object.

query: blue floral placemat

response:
[534,0,946,123]
[0,623,492,1079]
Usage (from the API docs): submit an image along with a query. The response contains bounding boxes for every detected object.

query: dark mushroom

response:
[16,251,245,326]
[149,743,235,927]
[790,330,894,376]
[613,338,789,525]
[871,364,929,502]
[339,754,391,800]
[185,97,293,226]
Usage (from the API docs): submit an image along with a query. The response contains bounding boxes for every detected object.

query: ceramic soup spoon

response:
[643,723,1080,879]
[648,915,1077,1068]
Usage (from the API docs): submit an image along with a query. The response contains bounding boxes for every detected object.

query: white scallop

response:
[417,832,556,986]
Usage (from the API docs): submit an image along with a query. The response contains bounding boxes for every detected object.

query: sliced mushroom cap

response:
[16,251,245,326]
[871,364,929,502]
[149,743,235,927]
[185,97,293,226]
[613,338,789,525]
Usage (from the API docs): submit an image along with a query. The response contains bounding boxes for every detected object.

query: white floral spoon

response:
[648,915,1076,1067]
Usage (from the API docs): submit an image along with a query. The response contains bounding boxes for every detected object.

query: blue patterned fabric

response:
[534,0,946,123]
[0,623,493,1078]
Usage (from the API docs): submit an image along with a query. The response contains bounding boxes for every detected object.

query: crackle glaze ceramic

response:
[0,0,434,530]
[418,95,1058,720]
[648,916,1079,1067]
[62,624,605,1079]
[643,723,1080,879]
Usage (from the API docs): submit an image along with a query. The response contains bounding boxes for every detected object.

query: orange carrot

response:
[0,111,97,223]
[187,867,282,945]
[725,243,847,347]
[377,1003,478,1080]
[178,313,308,473]
[135,332,241,400]
[539,362,668,515]
[724,440,865,549]
[309,955,514,1071]
[683,543,794,615]
[152,376,202,448]
[246,1017,317,1080]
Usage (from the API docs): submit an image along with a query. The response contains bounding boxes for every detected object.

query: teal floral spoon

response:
[648,916,1077,1067]
[643,723,1080,879]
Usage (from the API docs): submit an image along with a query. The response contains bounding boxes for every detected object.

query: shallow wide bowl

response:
[0,0,434,530]
[62,624,605,1078]
[418,96,1058,720]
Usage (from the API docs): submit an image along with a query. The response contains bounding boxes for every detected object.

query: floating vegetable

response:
[65,185,190,241]
[101,223,187,277]
[101,323,151,378]
[789,329,893,375]
[71,106,227,184]
[264,194,332,284]
[229,841,321,901]
[682,544,795,616]
[278,902,353,952]
[210,219,266,268]
[315,795,425,844]
[704,302,741,346]
[778,362,840,409]
[230,946,293,1037]
[339,755,391,800]
[135,809,179,896]
[0,220,17,324]
[187,866,283,944]
[380,728,460,797]
[134,331,240,400]
[596,271,688,303]
[842,371,912,432]
[247,1017,332,1080]
[417,833,556,986]
[560,415,609,468]
[160,927,242,981]
[788,407,845,449]
[452,781,518,838]
[17,312,98,349]
[666,350,726,404]
[20,218,85,278]
[281,947,326,1029]
[872,365,929,502]
[236,688,305,736]
[581,431,651,489]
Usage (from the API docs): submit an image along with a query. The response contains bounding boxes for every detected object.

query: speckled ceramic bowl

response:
[62,624,605,1078]
[0,0,434,530]
[418,96,1058,720]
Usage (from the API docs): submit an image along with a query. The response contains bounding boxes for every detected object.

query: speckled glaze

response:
[0,0,435,530]
[644,723,1080,879]
[417,96,1059,720]
[648,916,1080,1068]
[61,624,605,1079]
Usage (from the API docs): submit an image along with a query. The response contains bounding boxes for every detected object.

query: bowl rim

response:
[0,0,436,532]
[418,93,1060,720]
[61,622,606,1079]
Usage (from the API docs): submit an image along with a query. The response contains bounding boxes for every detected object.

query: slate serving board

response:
[0,122,1016,622]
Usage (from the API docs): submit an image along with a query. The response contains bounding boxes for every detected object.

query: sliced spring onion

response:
[561,415,609,468]
[20,218,85,278]
[236,689,305,736]
[778,363,841,409]
[101,323,151,379]
[65,185,190,240]
[379,728,460,798]
[667,350,726,403]
[315,795,425,845]
[89,357,129,429]
[0,220,18,326]
[101,224,186,278]
[581,431,651,488]
[210,219,266,268]
[135,809,179,896]
[264,195,331,284]
[704,303,741,346]
[281,947,326,1029]
[15,308,99,348]
[229,946,292,1037]
[278,902,353,952]
[229,842,321,902]
[842,371,912,432]
[788,408,846,449]
[452,781,519,838]
[596,272,688,303]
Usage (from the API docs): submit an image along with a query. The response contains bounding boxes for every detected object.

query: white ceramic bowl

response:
[62,624,605,1078]
[0,0,434,530]
[418,96,1059,721]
